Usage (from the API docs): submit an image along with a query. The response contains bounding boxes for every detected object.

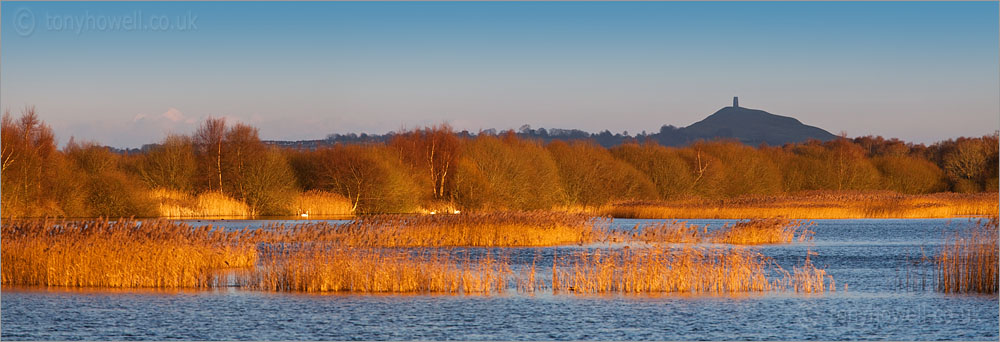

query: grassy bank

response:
[19,189,995,220]
[602,191,998,219]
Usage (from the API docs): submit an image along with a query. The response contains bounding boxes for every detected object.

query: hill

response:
[664,100,837,146]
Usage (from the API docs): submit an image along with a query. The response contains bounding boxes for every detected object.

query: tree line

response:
[2,108,997,217]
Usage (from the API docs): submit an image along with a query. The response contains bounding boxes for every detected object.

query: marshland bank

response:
[154,190,999,220]
[5,110,998,221]
[19,189,997,221]
[599,191,998,219]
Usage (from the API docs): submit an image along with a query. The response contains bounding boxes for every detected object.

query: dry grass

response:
[603,191,998,219]
[619,218,811,245]
[778,251,836,293]
[545,247,835,294]
[150,189,251,218]
[936,216,998,294]
[152,189,352,218]
[241,245,508,293]
[626,221,708,244]
[2,216,839,295]
[709,218,813,245]
[1,218,259,288]
[550,247,773,293]
[260,211,608,247]
[292,190,354,217]
[516,257,543,293]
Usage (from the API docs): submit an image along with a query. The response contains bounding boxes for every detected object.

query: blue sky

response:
[2,1,997,147]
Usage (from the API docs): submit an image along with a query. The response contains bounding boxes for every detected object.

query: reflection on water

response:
[3,219,997,340]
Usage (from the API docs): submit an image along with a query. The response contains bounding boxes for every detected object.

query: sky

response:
[2,1,998,148]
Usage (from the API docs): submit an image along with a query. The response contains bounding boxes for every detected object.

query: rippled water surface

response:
[3,218,998,340]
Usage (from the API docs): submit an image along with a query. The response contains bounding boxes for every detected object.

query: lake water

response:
[3,218,998,340]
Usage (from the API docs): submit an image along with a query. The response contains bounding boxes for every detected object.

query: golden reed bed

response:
[262,215,807,247]
[2,215,832,294]
[936,216,998,294]
[625,218,813,245]
[1,219,258,288]
[515,247,834,294]
[258,211,606,247]
[242,246,509,293]
[603,191,998,219]
[550,247,775,293]
[241,244,835,295]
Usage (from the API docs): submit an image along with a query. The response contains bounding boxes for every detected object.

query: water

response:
[3,218,998,340]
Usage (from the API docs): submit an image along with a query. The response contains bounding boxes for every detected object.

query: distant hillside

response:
[665,102,837,146]
[255,99,837,150]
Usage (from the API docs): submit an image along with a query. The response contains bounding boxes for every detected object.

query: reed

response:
[709,218,813,245]
[240,245,509,293]
[547,246,833,294]
[1,218,259,288]
[936,216,998,294]
[516,258,543,293]
[150,189,251,218]
[260,211,609,247]
[2,217,839,295]
[621,218,810,245]
[628,220,707,244]
[777,251,836,293]
[292,190,354,217]
[603,191,998,219]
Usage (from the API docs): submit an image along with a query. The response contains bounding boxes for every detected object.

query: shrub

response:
[314,145,420,214]
[548,140,658,207]
[611,143,694,199]
[452,133,565,211]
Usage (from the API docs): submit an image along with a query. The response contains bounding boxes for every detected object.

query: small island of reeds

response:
[2,214,840,295]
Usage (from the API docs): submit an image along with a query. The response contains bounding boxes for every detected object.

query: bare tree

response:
[223,123,264,197]
[316,145,419,214]
[390,124,460,201]
[1,107,57,217]
[137,135,196,191]
[194,117,226,192]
